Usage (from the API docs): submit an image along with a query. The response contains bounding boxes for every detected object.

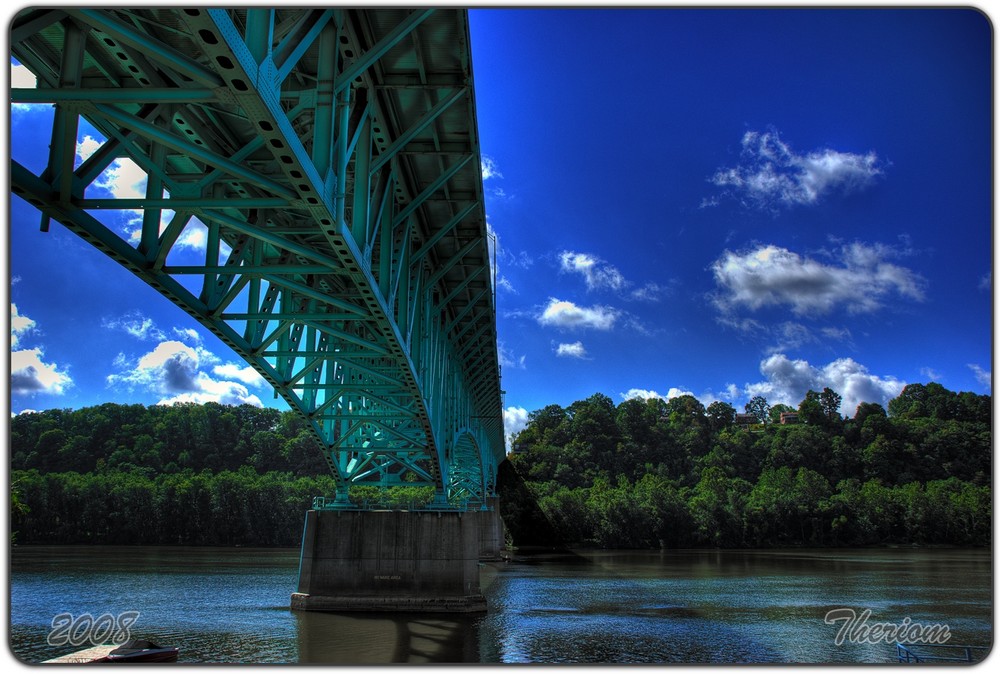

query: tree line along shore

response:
[10,382,991,548]
[502,383,990,548]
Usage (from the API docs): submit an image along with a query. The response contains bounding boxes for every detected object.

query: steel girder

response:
[10,7,504,507]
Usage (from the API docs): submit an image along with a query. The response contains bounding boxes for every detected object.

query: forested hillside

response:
[505,383,991,548]
[11,403,328,476]
[9,402,426,546]
[9,383,992,549]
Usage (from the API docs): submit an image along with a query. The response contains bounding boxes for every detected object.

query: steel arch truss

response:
[11,7,504,506]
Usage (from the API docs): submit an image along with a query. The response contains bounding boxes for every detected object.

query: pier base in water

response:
[291,509,486,613]
[477,497,504,561]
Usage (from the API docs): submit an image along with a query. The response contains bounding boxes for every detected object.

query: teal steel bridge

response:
[11,7,504,509]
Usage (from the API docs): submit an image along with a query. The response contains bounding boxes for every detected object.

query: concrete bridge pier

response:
[476,498,504,561]
[291,509,487,613]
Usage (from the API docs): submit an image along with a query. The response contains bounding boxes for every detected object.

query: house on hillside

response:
[779,411,799,425]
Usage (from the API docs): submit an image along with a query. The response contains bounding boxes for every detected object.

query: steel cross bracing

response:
[11,7,504,507]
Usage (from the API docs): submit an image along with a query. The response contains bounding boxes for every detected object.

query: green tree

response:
[665,395,706,429]
[745,396,770,425]
[853,401,887,425]
[768,403,795,425]
[688,466,750,547]
[10,478,30,542]
[706,401,737,432]
[515,404,570,451]
[798,390,825,426]
[764,425,830,475]
[818,388,843,423]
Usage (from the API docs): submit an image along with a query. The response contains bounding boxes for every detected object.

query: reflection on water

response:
[479,549,992,664]
[8,546,992,664]
[294,611,481,663]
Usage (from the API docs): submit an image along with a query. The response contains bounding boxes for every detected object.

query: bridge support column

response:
[476,498,504,561]
[291,510,486,613]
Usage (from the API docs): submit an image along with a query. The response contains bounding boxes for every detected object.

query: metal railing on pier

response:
[896,643,989,663]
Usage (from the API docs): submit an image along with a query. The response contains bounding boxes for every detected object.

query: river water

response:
[8,546,992,664]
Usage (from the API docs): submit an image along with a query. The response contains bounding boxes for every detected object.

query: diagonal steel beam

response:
[275,9,336,83]
[94,103,297,199]
[12,88,219,104]
[370,88,467,175]
[411,202,478,264]
[67,9,225,87]
[392,154,473,228]
[334,9,435,95]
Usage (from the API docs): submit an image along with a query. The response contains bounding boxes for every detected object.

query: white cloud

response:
[745,353,905,416]
[718,314,853,354]
[711,242,925,316]
[555,341,588,359]
[78,138,148,198]
[103,312,167,341]
[133,341,201,391]
[498,342,526,370]
[559,251,626,292]
[621,387,693,402]
[629,282,666,302]
[76,135,209,252]
[172,327,202,344]
[503,405,529,451]
[968,364,991,392]
[11,348,73,395]
[697,383,748,408]
[716,314,765,335]
[496,275,516,294]
[77,135,148,241]
[76,135,103,163]
[11,62,37,114]
[557,250,665,303]
[179,221,209,250]
[709,128,884,210]
[107,340,265,406]
[622,388,663,401]
[11,62,36,88]
[11,305,73,396]
[11,304,36,348]
[820,326,853,343]
[767,321,815,353]
[125,212,209,252]
[920,367,942,382]
[481,155,503,181]
[158,381,263,408]
[212,363,267,388]
[537,298,618,331]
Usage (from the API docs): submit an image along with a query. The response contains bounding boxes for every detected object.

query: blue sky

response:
[8,7,993,448]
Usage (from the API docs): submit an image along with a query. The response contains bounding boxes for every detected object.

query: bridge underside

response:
[11,8,505,507]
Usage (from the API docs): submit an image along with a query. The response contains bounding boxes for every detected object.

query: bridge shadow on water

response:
[291,558,515,664]
[293,610,483,664]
